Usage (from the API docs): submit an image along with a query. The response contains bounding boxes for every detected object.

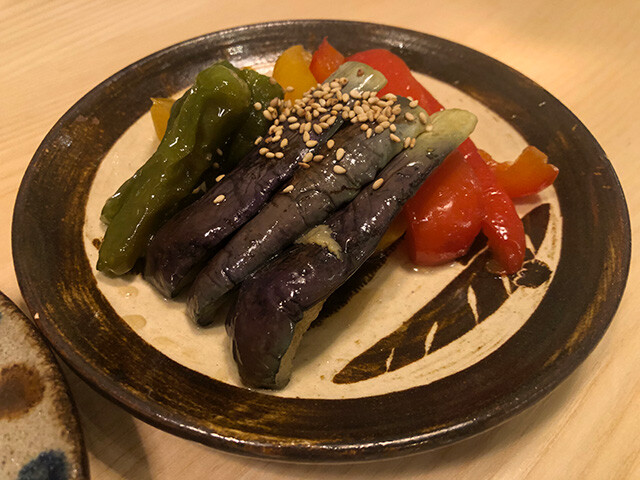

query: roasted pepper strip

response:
[220,65,284,171]
[348,48,526,273]
[309,37,345,83]
[97,62,251,275]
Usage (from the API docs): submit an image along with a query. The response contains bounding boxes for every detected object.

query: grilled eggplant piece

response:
[228,109,477,389]
[144,62,387,297]
[189,97,427,325]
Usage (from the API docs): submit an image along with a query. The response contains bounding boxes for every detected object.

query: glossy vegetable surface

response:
[229,109,477,389]
[309,37,345,83]
[144,62,387,297]
[480,146,559,199]
[189,98,428,325]
[97,62,251,275]
[272,45,317,102]
[404,150,482,265]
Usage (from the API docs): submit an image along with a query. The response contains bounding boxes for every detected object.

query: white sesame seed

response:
[342,93,350,103]
[270,97,279,107]
[390,124,397,132]
[285,86,295,92]
[419,112,428,125]
[282,184,294,193]
[213,194,226,204]
[289,122,300,130]
[254,136,263,145]
[327,139,335,149]
[327,116,336,126]
[333,165,347,174]
[374,125,384,134]
[213,162,220,169]
[313,155,324,162]
[275,152,284,158]
[336,148,345,160]
[263,110,273,121]
[216,148,223,156]
[390,133,401,143]
[404,137,411,148]
[372,178,384,190]
[280,138,288,148]
[410,137,416,148]
[269,77,277,85]
[425,124,434,132]
[302,152,314,163]
[298,162,311,169]
[259,147,269,155]
[405,112,415,121]
[360,123,369,131]
[215,174,225,183]
[366,128,372,138]
[306,140,318,148]
[266,152,275,158]
[409,100,419,108]
[313,124,323,134]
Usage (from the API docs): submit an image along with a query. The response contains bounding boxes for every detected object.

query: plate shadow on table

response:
[62,366,152,480]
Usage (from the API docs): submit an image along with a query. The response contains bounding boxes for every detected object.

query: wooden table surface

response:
[2,1,639,478]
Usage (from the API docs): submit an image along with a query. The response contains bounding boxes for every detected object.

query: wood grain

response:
[1,1,638,478]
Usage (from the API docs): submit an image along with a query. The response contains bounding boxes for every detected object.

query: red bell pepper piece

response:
[347,48,526,274]
[404,151,483,265]
[479,147,559,199]
[309,38,345,83]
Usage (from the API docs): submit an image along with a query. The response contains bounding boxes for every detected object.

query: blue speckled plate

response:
[0,292,88,479]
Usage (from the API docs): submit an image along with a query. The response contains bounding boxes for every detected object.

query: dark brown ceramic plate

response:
[13,20,630,461]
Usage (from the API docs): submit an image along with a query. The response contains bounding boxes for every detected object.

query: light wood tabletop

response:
[2,1,639,478]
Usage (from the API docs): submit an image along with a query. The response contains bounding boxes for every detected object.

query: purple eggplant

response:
[227,109,477,389]
[144,62,387,297]
[189,97,427,325]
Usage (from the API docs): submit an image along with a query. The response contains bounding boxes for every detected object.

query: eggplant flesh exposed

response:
[228,109,478,389]
[144,62,387,297]
[189,97,427,325]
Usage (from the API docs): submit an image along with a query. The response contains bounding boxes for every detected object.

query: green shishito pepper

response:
[220,64,284,171]
[98,62,252,275]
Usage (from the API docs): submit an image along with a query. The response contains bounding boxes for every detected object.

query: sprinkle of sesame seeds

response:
[282,184,294,193]
[254,136,263,145]
[336,148,345,160]
[390,133,401,143]
[405,112,415,121]
[333,165,347,174]
[372,178,384,190]
[302,152,313,163]
[215,174,225,182]
[213,194,226,204]
[306,140,318,147]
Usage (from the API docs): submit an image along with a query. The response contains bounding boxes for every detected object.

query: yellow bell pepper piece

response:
[150,97,175,140]
[272,45,317,102]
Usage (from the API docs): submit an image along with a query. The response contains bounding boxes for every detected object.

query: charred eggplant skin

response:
[229,109,478,389]
[189,97,427,325]
[144,62,387,297]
